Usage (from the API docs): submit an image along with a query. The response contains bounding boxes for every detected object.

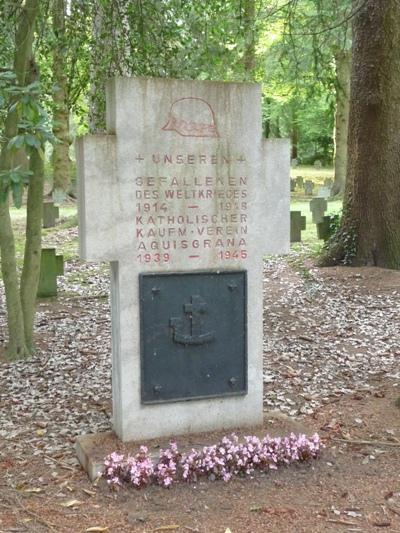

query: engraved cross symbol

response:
[170,295,214,346]
[135,154,144,162]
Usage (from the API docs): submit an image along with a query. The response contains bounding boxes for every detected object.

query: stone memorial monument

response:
[76,78,289,454]
[310,197,327,224]
[290,211,306,243]
[304,180,314,196]
[42,201,59,228]
[317,214,339,241]
[37,248,64,298]
[317,186,331,199]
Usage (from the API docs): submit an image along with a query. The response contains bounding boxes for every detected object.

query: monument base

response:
[76,413,313,481]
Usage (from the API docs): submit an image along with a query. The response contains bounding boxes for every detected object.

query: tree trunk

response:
[331,50,351,196]
[0,205,27,358]
[52,0,72,201]
[0,0,40,358]
[88,4,107,132]
[322,0,400,269]
[243,0,256,79]
[20,63,44,353]
[291,105,299,160]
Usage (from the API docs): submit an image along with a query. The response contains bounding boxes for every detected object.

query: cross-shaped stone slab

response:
[77,77,289,442]
[310,197,328,224]
[290,211,306,243]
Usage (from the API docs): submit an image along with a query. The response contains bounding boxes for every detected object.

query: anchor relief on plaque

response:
[170,295,214,346]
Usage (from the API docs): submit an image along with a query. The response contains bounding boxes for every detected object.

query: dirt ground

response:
[1,263,400,533]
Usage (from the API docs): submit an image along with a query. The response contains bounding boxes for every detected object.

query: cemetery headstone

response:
[310,197,328,224]
[295,176,304,189]
[290,178,296,192]
[76,77,289,448]
[313,159,322,169]
[290,211,306,243]
[317,186,331,199]
[37,248,64,297]
[317,214,339,241]
[291,158,299,168]
[52,188,67,205]
[324,177,333,187]
[304,180,314,196]
[43,201,59,228]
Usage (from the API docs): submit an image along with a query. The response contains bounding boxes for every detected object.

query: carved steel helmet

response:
[162,97,219,138]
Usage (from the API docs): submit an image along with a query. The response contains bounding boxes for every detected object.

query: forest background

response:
[0,0,399,358]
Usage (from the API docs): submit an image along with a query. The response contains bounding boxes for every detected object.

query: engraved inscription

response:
[134,152,249,264]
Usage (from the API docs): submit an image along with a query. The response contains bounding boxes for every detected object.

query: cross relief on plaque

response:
[170,295,214,346]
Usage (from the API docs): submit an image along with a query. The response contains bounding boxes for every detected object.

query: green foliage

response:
[336,222,357,265]
[0,1,356,174]
[0,71,55,207]
[321,210,358,265]
[260,0,352,163]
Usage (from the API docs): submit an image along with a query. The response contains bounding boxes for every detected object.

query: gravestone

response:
[317,186,331,199]
[304,180,314,196]
[43,201,59,228]
[313,159,322,169]
[324,177,333,187]
[317,215,339,241]
[290,211,306,243]
[290,178,296,192]
[295,176,304,189]
[37,248,64,297]
[310,197,328,224]
[76,77,289,446]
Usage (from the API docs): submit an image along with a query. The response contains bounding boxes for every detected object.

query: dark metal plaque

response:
[140,271,247,404]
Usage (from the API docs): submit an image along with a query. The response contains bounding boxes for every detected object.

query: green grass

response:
[291,198,342,244]
[10,205,77,221]
[288,165,342,251]
[7,204,79,270]
[290,165,334,182]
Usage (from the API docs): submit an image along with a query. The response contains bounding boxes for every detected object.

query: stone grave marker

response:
[313,159,322,169]
[317,214,339,241]
[295,176,304,189]
[304,180,314,196]
[76,77,289,453]
[290,178,296,192]
[290,211,306,243]
[43,201,59,228]
[310,197,328,224]
[37,248,64,297]
[324,177,333,187]
[317,186,331,199]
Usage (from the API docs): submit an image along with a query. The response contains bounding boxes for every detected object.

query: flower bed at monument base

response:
[104,432,322,489]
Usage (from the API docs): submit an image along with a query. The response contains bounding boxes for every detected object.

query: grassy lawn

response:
[290,165,334,182]
[291,198,342,244]
[8,204,79,268]
[288,165,342,253]
[9,205,77,220]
